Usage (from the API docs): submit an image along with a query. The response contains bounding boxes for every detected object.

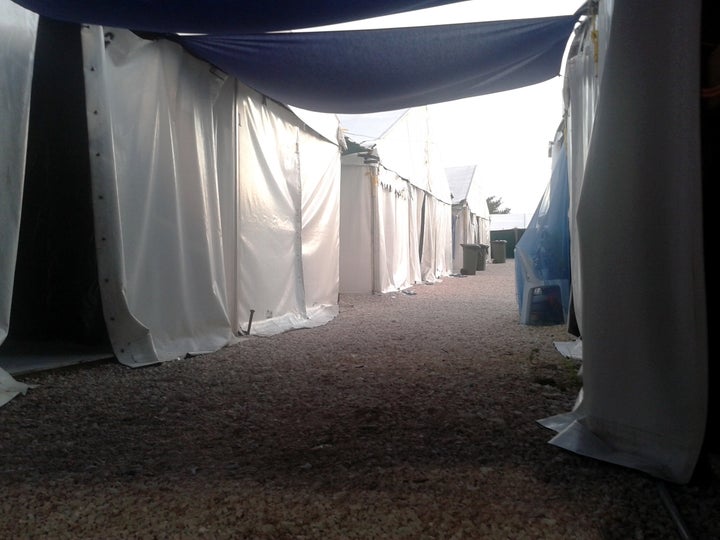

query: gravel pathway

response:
[1,259,718,539]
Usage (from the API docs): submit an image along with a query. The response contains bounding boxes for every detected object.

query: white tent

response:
[538,0,709,484]
[446,165,491,274]
[0,8,344,372]
[338,107,453,294]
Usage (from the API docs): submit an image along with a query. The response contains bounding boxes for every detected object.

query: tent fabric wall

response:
[0,10,342,366]
[0,0,37,347]
[539,0,707,484]
[338,158,451,294]
[377,170,413,293]
[81,26,343,363]
[406,185,424,287]
[82,26,234,365]
[236,86,341,336]
[338,156,374,294]
[420,194,452,283]
[563,13,605,337]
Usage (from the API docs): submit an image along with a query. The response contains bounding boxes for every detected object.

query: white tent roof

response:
[339,107,451,204]
[446,165,489,219]
[289,105,345,147]
[446,165,475,202]
[339,109,408,144]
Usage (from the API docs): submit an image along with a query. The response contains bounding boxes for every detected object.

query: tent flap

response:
[0,1,37,347]
[545,0,707,484]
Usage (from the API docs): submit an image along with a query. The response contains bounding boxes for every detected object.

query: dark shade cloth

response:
[10,0,467,33]
[178,16,578,113]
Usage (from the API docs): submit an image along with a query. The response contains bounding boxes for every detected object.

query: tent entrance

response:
[0,18,113,375]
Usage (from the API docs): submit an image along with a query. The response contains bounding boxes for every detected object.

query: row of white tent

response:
[339,109,490,292]
[1,3,483,373]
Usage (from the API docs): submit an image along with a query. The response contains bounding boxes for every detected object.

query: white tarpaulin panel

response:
[564,14,602,337]
[420,195,452,283]
[82,27,234,365]
[339,156,374,294]
[376,169,413,293]
[0,1,37,347]
[236,85,341,335]
[339,159,451,295]
[407,185,423,286]
[237,92,304,333]
[540,0,707,484]
[80,26,342,361]
[339,155,416,295]
[299,128,341,316]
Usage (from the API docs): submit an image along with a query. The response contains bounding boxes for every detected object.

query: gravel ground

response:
[1,259,718,539]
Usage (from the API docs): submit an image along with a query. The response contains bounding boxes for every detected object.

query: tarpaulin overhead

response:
[11,1,581,113]
[9,0,466,34]
[178,16,579,113]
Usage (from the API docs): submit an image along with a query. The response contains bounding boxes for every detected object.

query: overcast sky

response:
[313,0,583,219]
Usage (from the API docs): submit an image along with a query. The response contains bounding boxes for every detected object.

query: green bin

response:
[491,240,507,263]
[460,243,481,275]
[476,244,489,271]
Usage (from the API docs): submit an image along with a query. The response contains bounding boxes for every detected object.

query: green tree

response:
[486,196,511,214]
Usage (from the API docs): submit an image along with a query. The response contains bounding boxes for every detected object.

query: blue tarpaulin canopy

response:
[9,0,468,33]
[11,0,581,113]
[178,17,578,113]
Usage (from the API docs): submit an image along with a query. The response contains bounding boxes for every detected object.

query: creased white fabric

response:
[542,0,707,484]
[0,1,37,347]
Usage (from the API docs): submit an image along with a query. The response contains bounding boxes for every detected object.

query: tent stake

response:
[239,309,255,336]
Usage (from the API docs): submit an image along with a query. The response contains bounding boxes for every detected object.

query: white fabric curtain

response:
[375,170,412,293]
[236,91,304,334]
[406,185,423,285]
[82,27,234,364]
[236,86,341,335]
[565,15,601,336]
[478,216,490,250]
[299,125,341,314]
[0,1,37,347]
[339,156,374,294]
[438,201,453,277]
[541,0,707,483]
[81,27,342,361]
[421,196,452,282]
